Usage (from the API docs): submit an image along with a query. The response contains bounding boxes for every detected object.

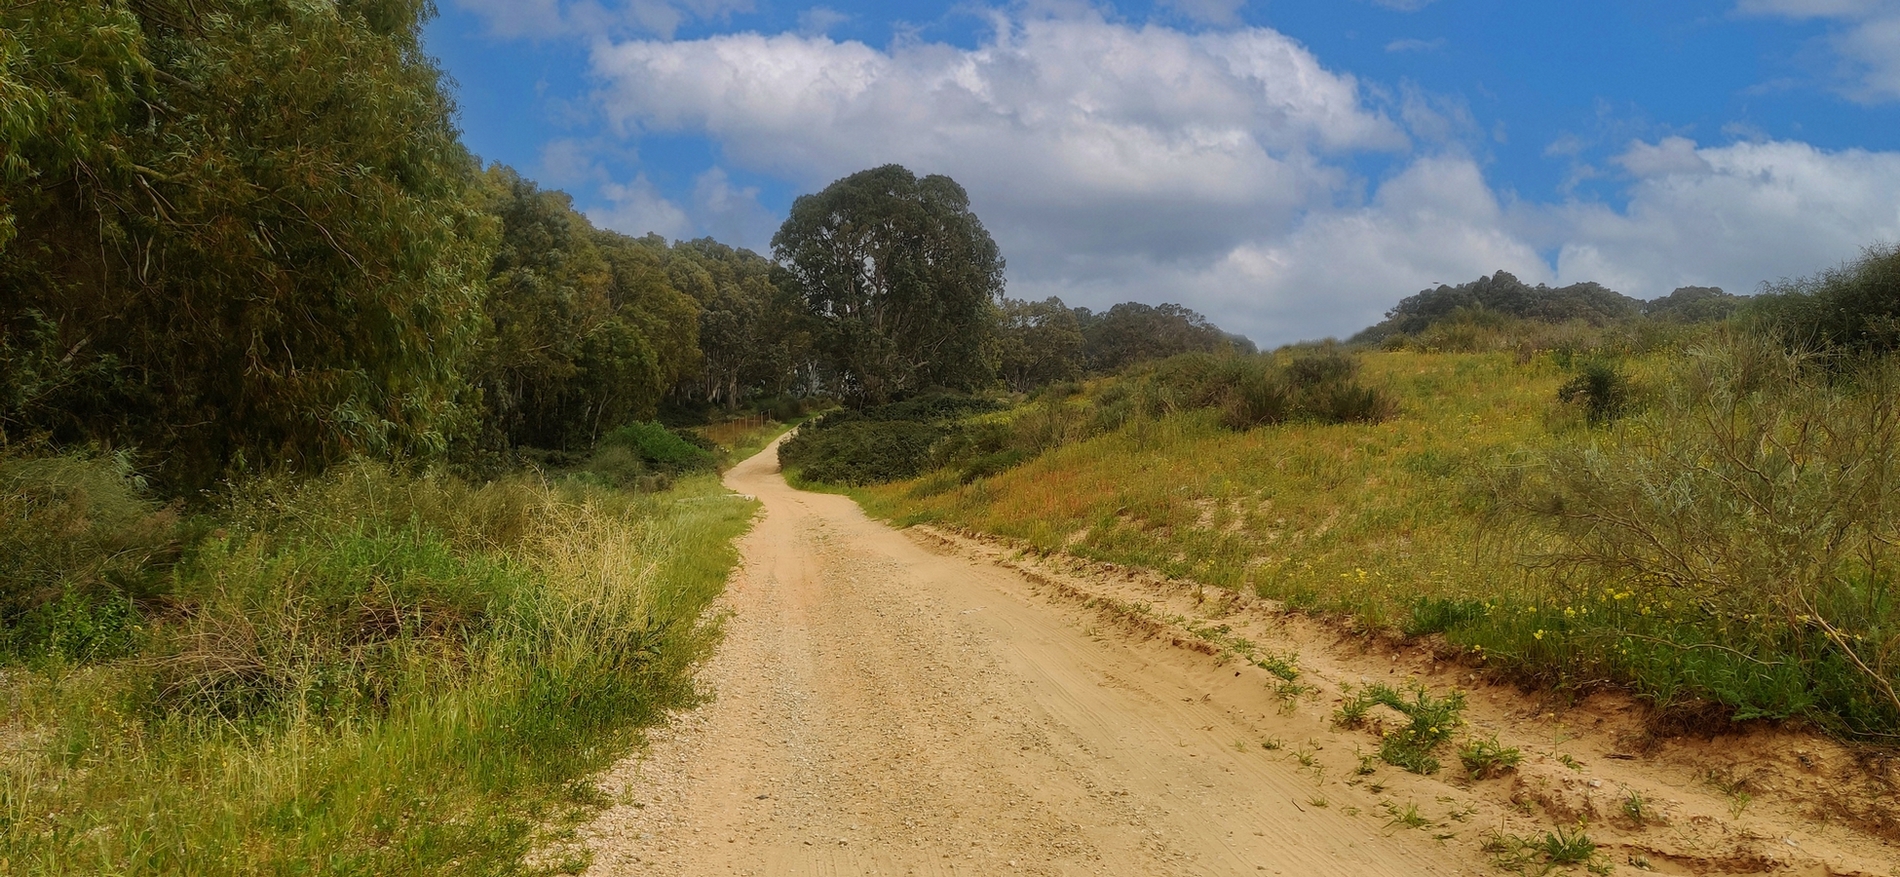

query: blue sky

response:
[423,0,1900,345]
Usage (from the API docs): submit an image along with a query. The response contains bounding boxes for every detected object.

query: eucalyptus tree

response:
[771,165,1005,405]
[0,0,491,487]
[996,297,1085,391]
[667,238,808,411]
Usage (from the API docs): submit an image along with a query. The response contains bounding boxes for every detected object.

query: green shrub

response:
[1126,351,1395,431]
[1748,243,1900,356]
[2,462,756,874]
[1405,596,1486,636]
[1337,682,1465,774]
[1458,735,1522,779]
[0,452,181,660]
[781,419,945,484]
[779,394,1003,485]
[598,421,717,475]
[1556,359,1631,425]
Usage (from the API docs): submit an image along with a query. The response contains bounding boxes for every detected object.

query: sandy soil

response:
[572,441,1900,877]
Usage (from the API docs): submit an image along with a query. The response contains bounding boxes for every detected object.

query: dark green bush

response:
[778,394,1003,485]
[598,422,717,475]
[1121,350,1393,430]
[1557,359,1631,425]
[1748,243,1900,356]
[780,419,945,485]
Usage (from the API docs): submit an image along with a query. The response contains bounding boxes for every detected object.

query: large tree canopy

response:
[772,165,1004,404]
[0,0,490,487]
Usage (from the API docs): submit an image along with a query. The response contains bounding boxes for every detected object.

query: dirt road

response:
[574,442,1899,877]
[577,442,1484,876]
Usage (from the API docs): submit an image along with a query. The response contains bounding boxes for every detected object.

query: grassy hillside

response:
[851,338,1900,739]
[1,459,756,875]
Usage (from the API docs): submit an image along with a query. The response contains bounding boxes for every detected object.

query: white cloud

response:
[591,13,1405,274]
[689,167,778,252]
[589,174,693,239]
[1551,138,1900,295]
[1384,37,1445,52]
[1737,0,1900,101]
[1366,0,1441,10]
[1614,136,1713,177]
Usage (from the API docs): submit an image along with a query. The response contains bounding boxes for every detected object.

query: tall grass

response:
[1,459,755,874]
[1478,335,1900,735]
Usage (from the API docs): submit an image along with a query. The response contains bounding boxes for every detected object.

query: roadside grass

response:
[0,459,755,875]
[855,350,1569,629]
[850,339,1900,740]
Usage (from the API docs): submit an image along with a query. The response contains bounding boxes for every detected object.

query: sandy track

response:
[577,442,1488,876]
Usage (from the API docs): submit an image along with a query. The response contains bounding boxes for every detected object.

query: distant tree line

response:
[1351,270,1743,344]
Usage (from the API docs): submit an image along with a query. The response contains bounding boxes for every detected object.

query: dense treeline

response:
[1352,270,1742,345]
[2,0,490,487]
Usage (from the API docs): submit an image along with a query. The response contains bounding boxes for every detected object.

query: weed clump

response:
[1458,735,1523,779]
[1489,334,1900,738]
[1336,682,1466,774]
[1484,826,1607,874]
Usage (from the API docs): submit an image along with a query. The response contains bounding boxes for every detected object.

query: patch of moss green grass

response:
[1,461,755,875]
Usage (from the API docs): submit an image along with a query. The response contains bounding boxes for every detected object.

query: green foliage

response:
[1076,301,1255,373]
[0,452,180,643]
[1458,735,1523,779]
[1485,826,1605,873]
[0,462,757,875]
[599,422,718,475]
[1556,359,1631,426]
[1359,271,1643,342]
[1106,350,1394,430]
[668,238,811,411]
[1645,285,1742,323]
[1486,334,1900,736]
[473,167,682,453]
[779,395,1001,485]
[1405,596,1487,636]
[1748,243,1900,357]
[997,296,1086,391]
[1336,682,1465,774]
[773,165,1005,404]
[1,0,493,487]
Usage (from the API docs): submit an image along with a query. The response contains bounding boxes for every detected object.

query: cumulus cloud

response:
[590,174,692,239]
[591,13,1405,275]
[1552,137,1900,295]
[1006,155,1553,343]
[1614,136,1713,177]
[1736,0,1900,101]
